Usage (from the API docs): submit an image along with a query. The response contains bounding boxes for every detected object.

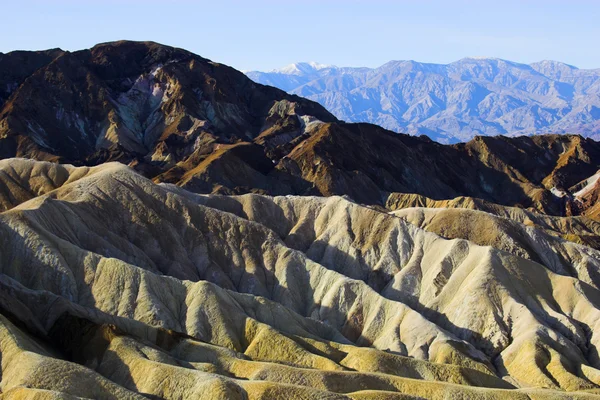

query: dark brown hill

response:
[1,41,600,217]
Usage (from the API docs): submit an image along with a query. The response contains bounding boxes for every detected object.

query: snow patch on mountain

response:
[272,62,336,75]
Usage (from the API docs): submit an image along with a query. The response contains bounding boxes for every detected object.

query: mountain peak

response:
[271,61,335,75]
[459,56,501,61]
[530,59,580,80]
[531,59,577,69]
[452,57,521,66]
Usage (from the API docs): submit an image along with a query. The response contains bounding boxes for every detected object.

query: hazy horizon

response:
[251,57,596,73]
[2,0,600,72]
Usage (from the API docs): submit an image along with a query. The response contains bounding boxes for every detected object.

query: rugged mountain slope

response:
[0,40,335,164]
[247,58,600,143]
[272,124,600,217]
[570,170,600,220]
[393,206,600,284]
[386,192,600,248]
[0,158,600,399]
[0,48,64,107]
[2,42,600,218]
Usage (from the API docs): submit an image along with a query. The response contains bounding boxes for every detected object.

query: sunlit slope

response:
[387,191,600,248]
[0,159,599,398]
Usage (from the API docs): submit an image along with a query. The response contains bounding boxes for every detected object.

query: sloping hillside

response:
[0,159,599,398]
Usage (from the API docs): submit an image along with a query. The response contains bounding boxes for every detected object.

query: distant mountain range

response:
[246,58,600,143]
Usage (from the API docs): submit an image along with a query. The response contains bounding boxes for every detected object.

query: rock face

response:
[0,41,336,164]
[0,158,600,399]
[247,58,600,143]
[2,42,600,218]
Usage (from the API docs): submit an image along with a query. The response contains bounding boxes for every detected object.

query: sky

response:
[1,0,599,72]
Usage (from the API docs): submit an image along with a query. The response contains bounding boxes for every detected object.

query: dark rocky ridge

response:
[1,41,600,217]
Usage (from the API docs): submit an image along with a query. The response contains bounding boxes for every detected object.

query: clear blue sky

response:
[2,0,599,71]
